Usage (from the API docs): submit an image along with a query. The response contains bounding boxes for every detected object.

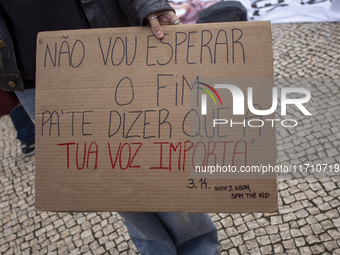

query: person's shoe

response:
[21,141,35,156]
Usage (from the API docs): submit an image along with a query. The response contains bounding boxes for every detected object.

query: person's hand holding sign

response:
[147,10,181,39]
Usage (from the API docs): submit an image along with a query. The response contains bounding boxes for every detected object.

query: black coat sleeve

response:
[117,0,174,26]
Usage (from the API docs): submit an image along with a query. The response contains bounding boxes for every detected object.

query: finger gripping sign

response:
[35,21,278,212]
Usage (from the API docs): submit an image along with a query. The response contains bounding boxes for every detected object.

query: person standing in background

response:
[9,104,35,156]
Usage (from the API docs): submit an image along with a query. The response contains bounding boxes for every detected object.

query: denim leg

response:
[15,88,36,121]
[118,212,177,255]
[9,105,35,144]
[156,212,219,255]
[119,212,218,255]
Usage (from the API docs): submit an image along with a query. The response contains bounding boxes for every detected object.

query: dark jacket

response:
[0,0,173,92]
[0,0,172,117]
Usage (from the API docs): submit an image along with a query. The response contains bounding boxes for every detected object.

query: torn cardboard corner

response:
[35,21,278,213]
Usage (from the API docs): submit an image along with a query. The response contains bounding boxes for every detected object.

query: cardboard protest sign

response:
[35,21,278,212]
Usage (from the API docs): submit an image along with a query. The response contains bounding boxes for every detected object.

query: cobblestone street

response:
[1,22,340,254]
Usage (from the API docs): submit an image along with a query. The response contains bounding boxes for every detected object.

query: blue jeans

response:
[120,212,218,255]
[9,104,35,144]
[15,89,36,121]
[16,89,219,255]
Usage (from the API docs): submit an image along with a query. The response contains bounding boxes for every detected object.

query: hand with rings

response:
[147,10,181,39]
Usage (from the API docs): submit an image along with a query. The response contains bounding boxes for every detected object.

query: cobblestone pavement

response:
[1,22,340,255]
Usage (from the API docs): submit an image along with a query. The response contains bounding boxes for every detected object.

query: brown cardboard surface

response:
[35,21,278,212]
